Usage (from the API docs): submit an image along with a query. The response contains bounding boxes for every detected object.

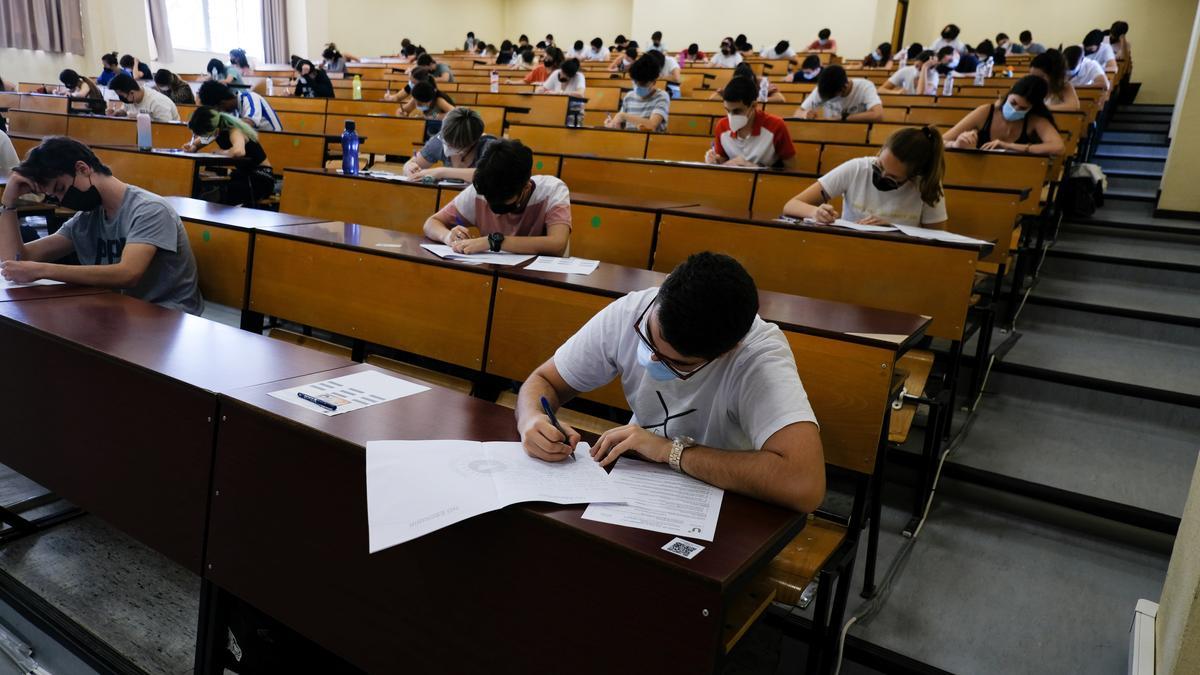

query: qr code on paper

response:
[662,537,705,560]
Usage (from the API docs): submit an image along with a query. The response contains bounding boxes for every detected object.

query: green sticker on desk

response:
[293,139,301,147]
[202,230,211,242]
[590,215,601,228]
[688,119,697,127]
[536,160,544,170]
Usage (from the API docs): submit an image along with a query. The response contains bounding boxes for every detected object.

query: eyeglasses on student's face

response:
[633,298,712,380]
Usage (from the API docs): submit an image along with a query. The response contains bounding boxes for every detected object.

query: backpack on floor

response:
[1062,163,1107,218]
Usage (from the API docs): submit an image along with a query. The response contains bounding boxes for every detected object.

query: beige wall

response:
[298,0,504,59]
[1157,454,1200,673]
[503,0,633,50]
[904,0,1197,104]
[628,0,892,59]
[1159,2,1200,213]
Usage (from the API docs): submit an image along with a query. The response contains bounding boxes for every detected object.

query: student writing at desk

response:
[796,65,883,122]
[0,138,203,314]
[516,252,825,513]
[705,76,797,169]
[403,107,497,181]
[784,126,948,228]
[606,54,671,132]
[199,81,282,132]
[108,73,181,122]
[942,75,1065,155]
[184,107,275,207]
[423,139,570,256]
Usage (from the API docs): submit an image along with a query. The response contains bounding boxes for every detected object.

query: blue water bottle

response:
[341,120,359,176]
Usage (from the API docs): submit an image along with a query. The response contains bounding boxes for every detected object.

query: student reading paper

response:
[797,65,883,122]
[423,139,570,256]
[942,76,1065,155]
[784,126,948,228]
[515,252,825,514]
[403,107,497,181]
[705,76,796,169]
[0,137,203,314]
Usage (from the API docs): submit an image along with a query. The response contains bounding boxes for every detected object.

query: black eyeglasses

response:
[871,160,903,190]
[633,298,712,381]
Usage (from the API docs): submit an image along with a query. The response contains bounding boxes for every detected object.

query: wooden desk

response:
[280,168,443,233]
[248,225,495,370]
[206,362,806,674]
[0,284,108,303]
[0,293,350,572]
[91,146,240,198]
[165,196,327,309]
[560,156,758,213]
[569,192,699,269]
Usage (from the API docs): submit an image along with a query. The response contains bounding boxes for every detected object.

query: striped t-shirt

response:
[620,88,670,132]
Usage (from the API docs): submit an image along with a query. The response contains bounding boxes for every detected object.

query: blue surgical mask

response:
[948,53,960,69]
[636,340,678,381]
[634,84,653,97]
[873,50,882,60]
[417,104,431,112]
[802,69,820,81]
[1002,100,1027,121]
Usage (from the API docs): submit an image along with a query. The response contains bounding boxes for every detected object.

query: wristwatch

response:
[668,436,696,474]
[488,232,505,252]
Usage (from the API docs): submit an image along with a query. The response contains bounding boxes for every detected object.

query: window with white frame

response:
[165,0,264,59]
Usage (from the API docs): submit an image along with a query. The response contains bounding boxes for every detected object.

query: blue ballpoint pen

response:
[540,395,575,461]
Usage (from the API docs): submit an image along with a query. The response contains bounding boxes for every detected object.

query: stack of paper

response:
[366,441,628,552]
[583,460,724,541]
[268,370,429,416]
[420,243,535,266]
[0,279,66,290]
[523,256,600,275]
[804,217,898,233]
[894,224,990,246]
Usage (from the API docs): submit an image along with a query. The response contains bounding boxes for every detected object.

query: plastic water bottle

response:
[973,60,987,86]
[136,112,152,151]
[758,76,770,102]
[924,69,939,96]
[341,120,360,176]
[942,71,955,96]
[985,56,995,78]
[490,70,500,93]
[352,74,362,100]
[265,77,274,96]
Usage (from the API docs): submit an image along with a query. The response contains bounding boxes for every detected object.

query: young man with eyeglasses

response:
[0,137,203,314]
[422,138,570,256]
[516,252,825,514]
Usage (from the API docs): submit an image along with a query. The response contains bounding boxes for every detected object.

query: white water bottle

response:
[985,56,995,78]
[136,112,152,151]
[973,61,987,86]
[266,78,274,96]
[490,70,499,93]
[758,76,770,102]
[924,69,939,96]
[942,71,955,96]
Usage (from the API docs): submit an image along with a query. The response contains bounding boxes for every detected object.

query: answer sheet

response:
[523,256,600,275]
[366,441,627,552]
[894,224,990,246]
[582,459,724,541]
[419,243,535,266]
[0,279,66,289]
[268,369,429,416]
[803,217,898,233]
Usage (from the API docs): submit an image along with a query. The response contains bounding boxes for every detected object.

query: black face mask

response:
[871,163,902,192]
[721,47,733,56]
[488,182,532,215]
[55,174,103,211]
[942,31,954,40]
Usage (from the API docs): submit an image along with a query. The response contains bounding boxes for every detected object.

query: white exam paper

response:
[0,279,66,289]
[267,370,429,416]
[582,459,724,541]
[894,224,990,246]
[366,441,627,552]
[419,243,535,266]
[803,217,898,233]
[523,256,600,275]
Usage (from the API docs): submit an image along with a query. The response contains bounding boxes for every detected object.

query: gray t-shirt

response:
[57,185,204,315]
[418,133,498,166]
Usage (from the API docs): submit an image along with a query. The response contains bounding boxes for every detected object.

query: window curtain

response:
[146,0,173,62]
[262,0,288,64]
[0,0,85,54]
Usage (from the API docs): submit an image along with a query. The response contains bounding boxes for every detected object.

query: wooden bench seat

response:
[887,350,936,444]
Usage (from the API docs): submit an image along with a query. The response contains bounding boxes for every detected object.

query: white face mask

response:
[727,113,749,132]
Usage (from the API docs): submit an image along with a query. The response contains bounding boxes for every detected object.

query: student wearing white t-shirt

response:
[1064,46,1110,91]
[583,38,608,62]
[516,252,825,514]
[880,49,935,94]
[537,59,586,96]
[760,40,796,60]
[930,24,965,55]
[709,40,744,68]
[1083,30,1118,72]
[107,73,180,122]
[783,126,948,228]
[797,66,883,122]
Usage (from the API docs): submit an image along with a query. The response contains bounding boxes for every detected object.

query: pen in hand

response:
[540,395,575,461]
